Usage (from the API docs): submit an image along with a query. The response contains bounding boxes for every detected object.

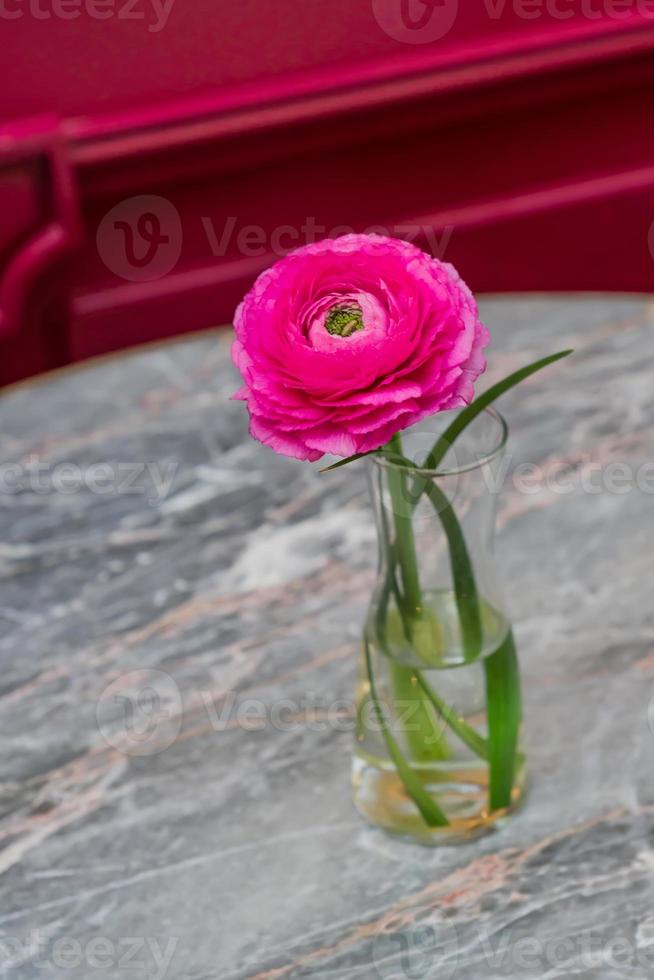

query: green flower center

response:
[324,304,364,338]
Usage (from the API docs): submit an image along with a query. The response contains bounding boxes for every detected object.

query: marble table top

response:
[1,296,654,979]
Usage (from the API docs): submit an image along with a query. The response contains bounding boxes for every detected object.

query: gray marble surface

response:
[1,296,654,979]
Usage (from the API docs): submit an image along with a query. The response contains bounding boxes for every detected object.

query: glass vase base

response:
[352,754,527,846]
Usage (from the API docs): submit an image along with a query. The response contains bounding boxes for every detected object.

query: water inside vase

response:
[353,591,525,844]
[374,588,509,669]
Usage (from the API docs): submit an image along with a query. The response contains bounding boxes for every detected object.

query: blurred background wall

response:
[2,0,654,384]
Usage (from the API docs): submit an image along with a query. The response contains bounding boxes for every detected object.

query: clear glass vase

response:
[352,408,526,844]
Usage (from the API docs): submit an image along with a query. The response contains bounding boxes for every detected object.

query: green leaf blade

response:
[414,671,489,761]
[422,480,482,662]
[363,637,449,828]
[319,451,372,473]
[484,629,522,811]
[425,349,573,472]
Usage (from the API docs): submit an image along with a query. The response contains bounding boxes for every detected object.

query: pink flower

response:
[231,234,489,462]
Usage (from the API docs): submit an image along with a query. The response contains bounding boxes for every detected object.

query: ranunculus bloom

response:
[231,234,489,462]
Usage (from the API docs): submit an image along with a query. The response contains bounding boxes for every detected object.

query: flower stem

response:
[390,662,451,762]
[414,670,489,760]
[422,480,482,661]
[381,433,452,762]
[386,433,422,615]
